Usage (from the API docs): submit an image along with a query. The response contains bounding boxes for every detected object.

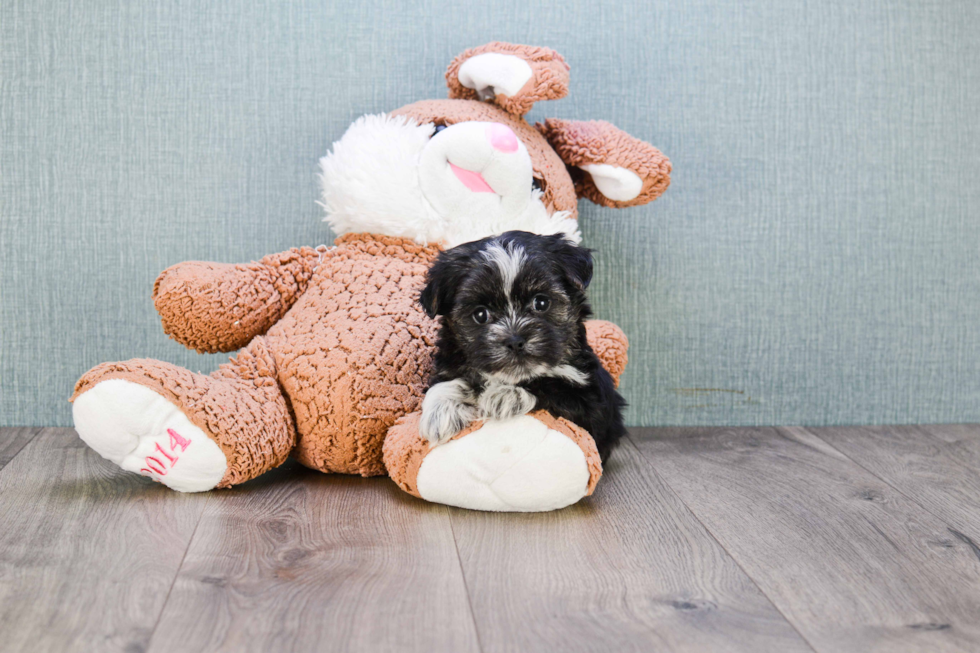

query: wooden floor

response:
[1,426,980,652]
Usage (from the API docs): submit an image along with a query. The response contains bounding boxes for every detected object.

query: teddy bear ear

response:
[538,118,671,208]
[445,42,570,116]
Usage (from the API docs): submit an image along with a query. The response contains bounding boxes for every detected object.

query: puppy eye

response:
[532,295,550,312]
[473,306,489,324]
[432,124,447,138]
[531,177,543,192]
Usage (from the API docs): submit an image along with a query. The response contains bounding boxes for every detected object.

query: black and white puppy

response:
[418,230,627,462]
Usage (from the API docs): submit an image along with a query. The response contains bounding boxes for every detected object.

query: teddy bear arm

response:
[152,246,323,354]
[445,42,570,116]
[585,319,629,387]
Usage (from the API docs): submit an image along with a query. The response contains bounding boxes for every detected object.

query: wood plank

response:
[631,426,980,653]
[448,440,813,653]
[912,424,980,473]
[147,460,480,653]
[0,427,40,471]
[808,425,980,543]
[0,428,208,653]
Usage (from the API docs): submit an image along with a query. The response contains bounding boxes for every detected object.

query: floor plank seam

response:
[0,427,42,474]
[446,506,487,653]
[624,433,823,653]
[796,426,980,545]
[143,493,212,653]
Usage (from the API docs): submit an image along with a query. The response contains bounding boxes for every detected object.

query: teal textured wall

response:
[2,0,979,427]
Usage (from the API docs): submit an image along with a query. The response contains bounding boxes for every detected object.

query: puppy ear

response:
[538,118,671,207]
[419,241,481,318]
[563,244,594,291]
[543,235,593,292]
[419,264,452,319]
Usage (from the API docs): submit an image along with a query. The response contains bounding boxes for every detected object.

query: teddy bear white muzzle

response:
[419,120,534,225]
[319,113,579,248]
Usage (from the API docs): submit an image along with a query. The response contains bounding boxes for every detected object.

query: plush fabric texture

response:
[72,336,295,488]
[319,113,579,248]
[72,378,229,492]
[532,409,603,496]
[456,54,533,101]
[392,100,580,221]
[154,247,323,354]
[383,410,601,502]
[539,118,672,208]
[66,40,668,510]
[74,233,442,482]
[74,229,627,488]
[413,414,594,512]
[585,320,629,387]
[264,233,441,476]
[446,42,569,116]
[382,412,433,498]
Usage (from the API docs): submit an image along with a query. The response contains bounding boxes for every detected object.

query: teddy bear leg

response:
[71,337,295,492]
[383,411,602,512]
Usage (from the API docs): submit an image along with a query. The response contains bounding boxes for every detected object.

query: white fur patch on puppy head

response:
[319,113,581,248]
[480,241,526,300]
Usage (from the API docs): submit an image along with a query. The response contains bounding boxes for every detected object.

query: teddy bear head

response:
[319,42,671,248]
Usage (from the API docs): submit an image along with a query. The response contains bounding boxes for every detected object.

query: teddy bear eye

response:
[532,295,550,312]
[473,306,489,324]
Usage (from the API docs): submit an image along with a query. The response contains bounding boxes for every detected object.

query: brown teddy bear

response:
[71,42,670,512]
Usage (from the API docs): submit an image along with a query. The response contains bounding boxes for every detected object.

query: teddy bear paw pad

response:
[415,414,590,512]
[72,379,227,492]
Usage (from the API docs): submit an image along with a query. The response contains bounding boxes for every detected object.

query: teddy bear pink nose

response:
[487,123,518,153]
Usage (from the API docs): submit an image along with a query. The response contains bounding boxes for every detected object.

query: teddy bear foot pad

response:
[73,379,227,492]
[414,415,595,512]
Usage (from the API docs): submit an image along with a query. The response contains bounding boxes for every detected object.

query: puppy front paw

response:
[478,383,537,421]
[419,380,477,446]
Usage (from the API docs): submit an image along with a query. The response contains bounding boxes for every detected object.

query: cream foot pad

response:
[384,411,602,512]
[72,379,227,492]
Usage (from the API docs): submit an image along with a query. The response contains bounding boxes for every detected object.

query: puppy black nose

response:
[504,335,526,353]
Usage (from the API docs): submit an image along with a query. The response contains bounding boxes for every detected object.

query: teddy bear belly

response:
[264,248,438,476]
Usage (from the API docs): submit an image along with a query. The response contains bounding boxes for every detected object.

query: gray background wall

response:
[2,0,979,427]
